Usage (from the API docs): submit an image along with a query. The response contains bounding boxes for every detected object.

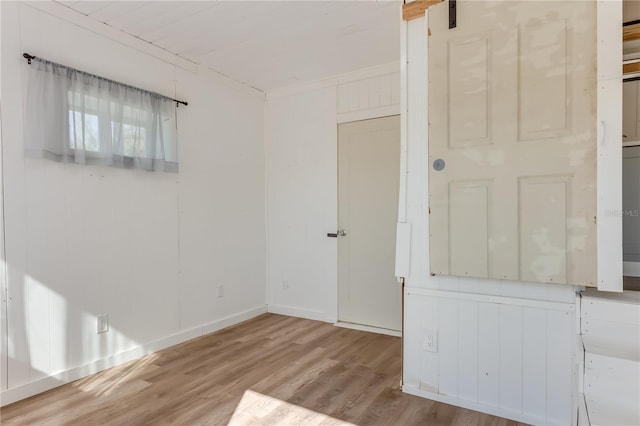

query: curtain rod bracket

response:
[23,52,35,65]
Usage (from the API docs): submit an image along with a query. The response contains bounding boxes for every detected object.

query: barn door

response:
[428,1,598,286]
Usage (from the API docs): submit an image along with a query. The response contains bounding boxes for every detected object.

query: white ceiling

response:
[55,1,401,91]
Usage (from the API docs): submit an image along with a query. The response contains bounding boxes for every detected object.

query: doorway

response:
[622,69,640,287]
[337,115,401,333]
[623,145,640,289]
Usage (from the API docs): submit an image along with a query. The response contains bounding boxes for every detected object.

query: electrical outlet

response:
[217,284,224,298]
[423,329,437,352]
[97,314,109,334]
[282,280,290,291]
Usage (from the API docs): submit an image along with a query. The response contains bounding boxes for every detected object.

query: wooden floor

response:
[1,314,524,425]
[624,275,640,291]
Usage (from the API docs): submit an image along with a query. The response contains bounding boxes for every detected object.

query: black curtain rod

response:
[22,53,188,107]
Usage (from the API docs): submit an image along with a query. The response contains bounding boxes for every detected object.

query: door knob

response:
[327,229,347,238]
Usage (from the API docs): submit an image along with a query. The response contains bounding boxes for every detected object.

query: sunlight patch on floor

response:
[72,353,158,397]
[229,389,356,426]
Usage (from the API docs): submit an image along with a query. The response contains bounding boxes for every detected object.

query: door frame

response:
[623,145,640,277]
[0,89,8,391]
[597,0,624,291]
[334,113,403,337]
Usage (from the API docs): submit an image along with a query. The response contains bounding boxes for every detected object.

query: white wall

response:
[1,1,266,403]
[400,12,582,425]
[265,64,400,322]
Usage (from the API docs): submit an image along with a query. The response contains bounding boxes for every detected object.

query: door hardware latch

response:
[449,0,457,29]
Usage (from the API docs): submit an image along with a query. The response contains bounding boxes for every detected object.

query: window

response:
[67,94,153,157]
[25,57,179,172]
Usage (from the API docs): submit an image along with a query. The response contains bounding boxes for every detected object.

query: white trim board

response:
[624,261,640,277]
[333,321,401,337]
[0,305,267,407]
[398,12,409,224]
[402,385,545,425]
[596,0,624,292]
[406,287,576,312]
[267,304,333,323]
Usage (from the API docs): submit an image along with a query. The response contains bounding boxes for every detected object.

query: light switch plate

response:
[97,314,109,334]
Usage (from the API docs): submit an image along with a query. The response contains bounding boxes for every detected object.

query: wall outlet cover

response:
[423,329,438,352]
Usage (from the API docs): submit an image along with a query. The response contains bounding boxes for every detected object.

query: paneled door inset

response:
[338,115,401,331]
[428,0,598,286]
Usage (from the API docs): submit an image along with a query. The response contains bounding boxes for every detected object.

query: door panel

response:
[428,0,597,286]
[449,181,490,277]
[623,146,640,263]
[623,80,639,143]
[338,116,401,331]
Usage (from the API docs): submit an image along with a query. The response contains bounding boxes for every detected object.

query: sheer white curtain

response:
[24,58,179,172]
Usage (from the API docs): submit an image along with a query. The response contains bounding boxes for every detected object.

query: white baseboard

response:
[402,385,553,426]
[333,321,401,337]
[200,305,267,334]
[624,262,640,277]
[0,305,267,407]
[267,304,331,323]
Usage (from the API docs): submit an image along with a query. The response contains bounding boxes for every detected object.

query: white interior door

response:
[428,0,598,286]
[338,115,401,332]
[623,146,640,274]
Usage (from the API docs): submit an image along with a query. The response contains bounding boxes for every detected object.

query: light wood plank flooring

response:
[1,314,525,425]
[624,275,640,291]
